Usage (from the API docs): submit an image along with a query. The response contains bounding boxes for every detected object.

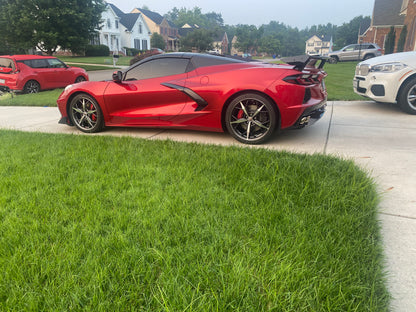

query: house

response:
[212,32,229,54]
[131,8,179,51]
[360,0,406,53]
[305,35,333,55]
[95,3,151,53]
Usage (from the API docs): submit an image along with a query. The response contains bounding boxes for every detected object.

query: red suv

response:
[0,55,88,93]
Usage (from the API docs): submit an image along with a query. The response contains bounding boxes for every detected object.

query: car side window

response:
[344,45,355,52]
[125,58,189,81]
[20,59,49,69]
[47,58,66,68]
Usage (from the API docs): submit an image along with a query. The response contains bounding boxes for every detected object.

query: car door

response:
[340,45,356,61]
[46,58,73,87]
[103,57,190,126]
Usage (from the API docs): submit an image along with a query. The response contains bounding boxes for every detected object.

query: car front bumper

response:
[353,70,406,103]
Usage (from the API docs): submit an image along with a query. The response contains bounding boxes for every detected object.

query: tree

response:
[0,0,106,55]
[334,16,371,49]
[234,25,264,54]
[166,7,223,29]
[180,28,214,52]
[151,33,166,50]
[397,25,407,53]
[384,26,396,54]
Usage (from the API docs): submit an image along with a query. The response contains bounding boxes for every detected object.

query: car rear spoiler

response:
[281,55,328,71]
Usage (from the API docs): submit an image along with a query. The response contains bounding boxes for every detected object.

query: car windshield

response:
[0,58,15,71]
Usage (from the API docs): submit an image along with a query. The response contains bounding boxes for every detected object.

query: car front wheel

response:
[225,93,277,144]
[69,93,104,132]
[398,78,416,115]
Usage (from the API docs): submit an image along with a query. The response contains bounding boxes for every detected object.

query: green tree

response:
[234,25,264,54]
[166,7,223,29]
[180,28,214,52]
[334,16,371,49]
[151,33,166,50]
[397,25,407,53]
[0,0,106,55]
[384,26,396,54]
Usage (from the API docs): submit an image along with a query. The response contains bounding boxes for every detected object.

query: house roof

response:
[372,0,405,26]
[307,35,332,42]
[107,3,143,32]
[359,19,371,36]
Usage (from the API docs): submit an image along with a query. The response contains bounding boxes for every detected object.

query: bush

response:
[124,48,141,56]
[85,45,110,57]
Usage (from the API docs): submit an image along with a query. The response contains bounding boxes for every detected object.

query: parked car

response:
[353,51,416,115]
[0,55,88,93]
[57,53,328,144]
[327,43,382,64]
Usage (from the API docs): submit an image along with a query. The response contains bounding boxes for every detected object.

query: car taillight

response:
[283,74,321,85]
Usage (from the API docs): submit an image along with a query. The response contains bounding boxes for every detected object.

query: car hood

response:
[359,51,416,67]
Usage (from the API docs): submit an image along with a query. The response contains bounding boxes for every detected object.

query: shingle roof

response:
[107,3,141,32]
[372,0,405,26]
[139,9,164,25]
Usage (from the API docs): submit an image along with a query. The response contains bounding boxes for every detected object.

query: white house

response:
[96,3,152,53]
[305,35,333,55]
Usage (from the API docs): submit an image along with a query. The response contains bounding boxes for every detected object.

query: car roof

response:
[0,55,56,61]
[131,52,249,70]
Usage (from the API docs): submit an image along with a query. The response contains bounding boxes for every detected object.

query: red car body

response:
[57,53,327,144]
[0,55,88,93]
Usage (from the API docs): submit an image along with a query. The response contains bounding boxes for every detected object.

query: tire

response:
[397,78,416,115]
[23,80,40,94]
[225,93,277,144]
[75,76,86,83]
[328,56,338,64]
[363,54,374,61]
[68,93,105,132]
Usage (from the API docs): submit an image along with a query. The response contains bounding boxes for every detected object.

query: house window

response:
[115,20,119,29]
[139,23,142,34]
[107,19,111,29]
[142,39,148,50]
[134,39,141,50]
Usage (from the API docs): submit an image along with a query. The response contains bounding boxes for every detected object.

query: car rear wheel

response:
[69,93,104,132]
[225,93,277,144]
[398,78,416,115]
[23,80,40,94]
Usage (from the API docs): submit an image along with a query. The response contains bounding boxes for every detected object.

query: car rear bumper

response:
[291,99,327,128]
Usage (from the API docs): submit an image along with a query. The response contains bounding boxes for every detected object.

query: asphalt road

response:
[0,100,415,312]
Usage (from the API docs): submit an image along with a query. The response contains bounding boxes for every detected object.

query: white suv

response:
[353,51,416,114]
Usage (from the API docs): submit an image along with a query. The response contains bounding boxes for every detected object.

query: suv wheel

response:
[23,80,40,94]
[328,56,338,64]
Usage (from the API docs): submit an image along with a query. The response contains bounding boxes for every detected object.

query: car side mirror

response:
[113,71,123,83]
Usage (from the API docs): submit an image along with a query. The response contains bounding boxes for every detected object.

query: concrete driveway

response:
[0,100,415,311]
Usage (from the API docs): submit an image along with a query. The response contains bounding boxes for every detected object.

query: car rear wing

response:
[281,55,328,71]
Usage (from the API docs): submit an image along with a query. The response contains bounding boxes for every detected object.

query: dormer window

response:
[107,19,111,29]
[115,20,119,29]
[139,23,143,34]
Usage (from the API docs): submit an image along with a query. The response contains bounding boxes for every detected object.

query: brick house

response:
[360,0,416,53]
[131,8,180,51]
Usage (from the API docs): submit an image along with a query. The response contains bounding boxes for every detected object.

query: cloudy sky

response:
[107,0,375,29]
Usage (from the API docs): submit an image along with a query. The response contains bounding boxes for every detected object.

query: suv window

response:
[47,58,66,68]
[0,58,15,71]
[125,58,189,81]
[19,59,49,69]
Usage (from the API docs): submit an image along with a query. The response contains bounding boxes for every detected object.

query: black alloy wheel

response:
[225,93,277,144]
[69,93,104,133]
[23,80,40,94]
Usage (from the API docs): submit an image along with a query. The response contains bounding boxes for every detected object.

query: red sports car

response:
[57,53,327,144]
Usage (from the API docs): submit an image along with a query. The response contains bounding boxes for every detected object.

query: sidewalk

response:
[0,101,415,311]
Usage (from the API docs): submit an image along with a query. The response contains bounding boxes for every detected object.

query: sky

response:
[107,0,375,29]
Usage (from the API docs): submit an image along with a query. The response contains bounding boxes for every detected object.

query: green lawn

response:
[0,130,389,311]
[59,55,133,67]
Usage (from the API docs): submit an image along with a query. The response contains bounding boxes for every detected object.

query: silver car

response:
[328,43,382,64]
[353,51,416,115]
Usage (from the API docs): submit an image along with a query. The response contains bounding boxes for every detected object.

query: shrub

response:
[85,45,110,57]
